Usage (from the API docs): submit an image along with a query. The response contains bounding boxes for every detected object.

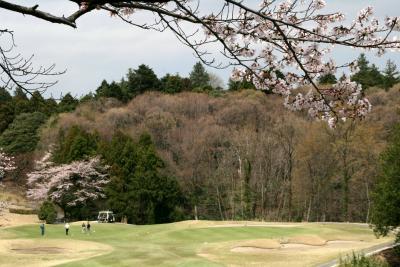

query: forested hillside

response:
[33,85,400,223]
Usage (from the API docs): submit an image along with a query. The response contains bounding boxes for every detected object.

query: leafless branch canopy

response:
[0,29,65,95]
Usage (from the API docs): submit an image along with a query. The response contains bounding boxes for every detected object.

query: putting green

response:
[0,221,393,267]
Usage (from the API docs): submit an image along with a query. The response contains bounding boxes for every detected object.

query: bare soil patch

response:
[0,239,112,267]
[11,246,66,254]
[231,246,276,253]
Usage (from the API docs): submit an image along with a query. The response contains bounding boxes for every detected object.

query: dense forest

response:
[1,56,400,225]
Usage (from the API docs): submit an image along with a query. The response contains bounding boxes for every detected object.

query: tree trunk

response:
[194,205,198,221]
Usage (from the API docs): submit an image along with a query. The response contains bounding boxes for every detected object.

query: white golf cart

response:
[97,210,115,223]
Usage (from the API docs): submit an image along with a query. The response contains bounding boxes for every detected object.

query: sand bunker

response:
[230,237,362,253]
[231,246,276,253]
[0,239,112,267]
[11,246,66,254]
[288,235,327,246]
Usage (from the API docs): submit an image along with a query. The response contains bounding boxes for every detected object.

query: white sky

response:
[1,0,400,97]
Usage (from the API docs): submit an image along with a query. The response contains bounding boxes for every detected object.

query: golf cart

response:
[97,210,115,223]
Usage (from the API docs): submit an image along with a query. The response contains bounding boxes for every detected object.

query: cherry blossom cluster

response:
[27,153,109,207]
[197,0,400,126]
[110,0,400,126]
[0,148,16,179]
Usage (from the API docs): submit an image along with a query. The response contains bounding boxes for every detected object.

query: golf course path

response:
[318,242,397,267]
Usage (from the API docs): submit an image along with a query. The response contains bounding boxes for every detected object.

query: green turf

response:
[0,222,392,267]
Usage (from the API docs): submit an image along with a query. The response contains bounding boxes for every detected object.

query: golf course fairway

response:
[0,220,393,267]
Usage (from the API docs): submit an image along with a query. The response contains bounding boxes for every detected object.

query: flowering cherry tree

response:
[0,148,15,180]
[27,153,109,207]
[1,1,400,125]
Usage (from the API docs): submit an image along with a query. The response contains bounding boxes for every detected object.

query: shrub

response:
[38,201,57,224]
[8,208,37,215]
[339,252,389,267]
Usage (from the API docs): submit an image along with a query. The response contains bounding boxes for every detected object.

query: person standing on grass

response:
[81,222,86,234]
[40,223,45,236]
[65,222,70,236]
[86,221,91,234]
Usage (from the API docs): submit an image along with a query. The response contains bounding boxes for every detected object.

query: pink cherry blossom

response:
[27,153,109,207]
[0,148,16,180]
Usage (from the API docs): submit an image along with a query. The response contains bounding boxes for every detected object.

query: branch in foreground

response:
[1,0,400,126]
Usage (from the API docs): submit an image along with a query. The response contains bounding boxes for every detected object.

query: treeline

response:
[37,84,400,223]
[88,62,225,103]
[319,54,400,90]
[0,88,79,181]
[2,55,400,224]
[45,126,185,223]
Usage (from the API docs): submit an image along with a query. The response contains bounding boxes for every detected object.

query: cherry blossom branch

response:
[1,0,400,125]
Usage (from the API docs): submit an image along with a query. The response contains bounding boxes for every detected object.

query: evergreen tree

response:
[43,98,58,116]
[96,80,127,101]
[371,124,400,242]
[228,78,256,91]
[160,74,187,94]
[126,64,161,96]
[318,73,337,84]
[189,62,210,89]
[58,93,79,113]
[13,88,32,114]
[0,88,15,134]
[53,126,99,164]
[0,112,47,154]
[0,87,12,103]
[80,92,95,103]
[351,54,384,90]
[38,201,57,224]
[103,132,184,224]
[30,91,47,114]
[382,59,399,90]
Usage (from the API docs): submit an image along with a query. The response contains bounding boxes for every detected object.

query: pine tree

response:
[351,54,384,90]
[382,59,399,90]
[189,62,210,89]
[58,93,78,113]
[126,64,161,96]
[160,73,187,94]
[96,80,127,101]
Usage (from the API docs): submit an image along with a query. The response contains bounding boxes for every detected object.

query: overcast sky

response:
[1,0,400,97]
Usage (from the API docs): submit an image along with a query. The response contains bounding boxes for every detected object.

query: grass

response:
[0,221,394,267]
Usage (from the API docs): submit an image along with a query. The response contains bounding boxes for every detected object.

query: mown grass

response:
[0,221,393,267]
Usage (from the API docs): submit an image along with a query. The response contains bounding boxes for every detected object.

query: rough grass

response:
[339,252,389,267]
[0,221,394,267]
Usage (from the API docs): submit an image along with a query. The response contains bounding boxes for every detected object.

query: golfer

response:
[64,222,70,235]
[81,222,86,233]
[86,221,91,234]
[40,223,45,236]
